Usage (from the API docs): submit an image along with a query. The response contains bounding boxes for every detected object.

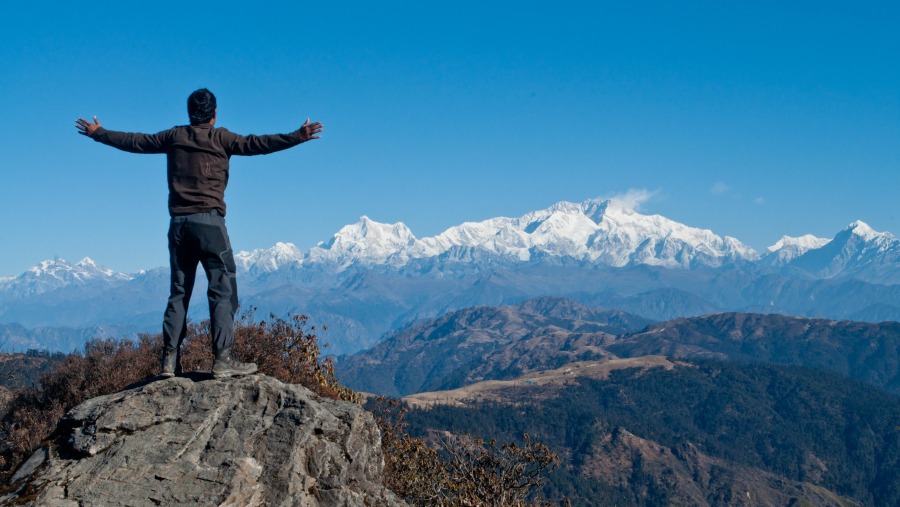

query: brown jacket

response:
[91,123,309,216]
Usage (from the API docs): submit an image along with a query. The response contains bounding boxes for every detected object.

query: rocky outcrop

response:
[1,374,406,506]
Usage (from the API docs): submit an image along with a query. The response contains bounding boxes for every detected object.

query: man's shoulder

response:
[168,125,235,137]
[161,125,192,135]
[209,127,239,141]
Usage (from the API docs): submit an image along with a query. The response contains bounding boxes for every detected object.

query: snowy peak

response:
[307,216,417,266]
[844,220,893,243]
[763,235,831,266]
[325,216,417,249]
[830,220,897,254]
[766,235,831,253]
[787,220,900,283]
[1,257,131,298]
[235,242,303,273]
[574,199,759,267]
[25,257,128,282]
[73,257,122,278]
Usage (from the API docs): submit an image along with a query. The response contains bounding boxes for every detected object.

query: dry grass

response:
[403,356,676,409]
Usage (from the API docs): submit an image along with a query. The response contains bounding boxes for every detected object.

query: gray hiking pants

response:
[162,210,238,355]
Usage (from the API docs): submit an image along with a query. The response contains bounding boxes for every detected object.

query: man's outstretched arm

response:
[227,118,324,156]
[75,116,168,154]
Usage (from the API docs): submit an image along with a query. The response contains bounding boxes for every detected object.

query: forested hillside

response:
[403,360,900,506]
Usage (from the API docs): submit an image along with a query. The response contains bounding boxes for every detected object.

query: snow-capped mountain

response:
[409,199,758,267]
[4,201,897,290]
[306,217,418,268]
[1,199,897,354]
[0,257,132,299]
[236,199,759,273]
[789,221,900,284]
[235,242,303,275]
[763,235,831,267]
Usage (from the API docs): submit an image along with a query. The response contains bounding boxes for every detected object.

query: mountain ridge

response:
[337,300,900,397]
[2,199,898,353]
[336,297,654,397]
[13,199,897,281]
[227,201,897,280]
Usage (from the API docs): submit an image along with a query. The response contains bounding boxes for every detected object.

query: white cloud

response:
[754,197,766,205]
[602,188,659,212]
[711,182,730,195]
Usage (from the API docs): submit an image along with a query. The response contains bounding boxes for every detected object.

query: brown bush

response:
[373,397,451,504]
[372,397,561,507]
[231,312,358,403]
[0,312,354,484]
[0,335,160,483]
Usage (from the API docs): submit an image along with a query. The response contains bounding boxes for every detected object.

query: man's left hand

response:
[298,118,324,142]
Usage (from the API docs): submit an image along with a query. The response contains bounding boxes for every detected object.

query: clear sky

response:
[1,1,898,275]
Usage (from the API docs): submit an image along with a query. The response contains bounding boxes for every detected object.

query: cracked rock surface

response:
[2,374,406,507]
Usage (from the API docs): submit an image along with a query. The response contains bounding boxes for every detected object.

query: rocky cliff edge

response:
[1,374,406,507]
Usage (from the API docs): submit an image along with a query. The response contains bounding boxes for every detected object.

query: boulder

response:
[1,374,406,506]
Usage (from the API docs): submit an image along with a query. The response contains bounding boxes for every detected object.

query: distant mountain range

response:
[337,297,900,397]
[1,199,898,353]
[236,199,760,271]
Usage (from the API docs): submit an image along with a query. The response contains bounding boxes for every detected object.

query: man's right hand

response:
[76,116,102,137]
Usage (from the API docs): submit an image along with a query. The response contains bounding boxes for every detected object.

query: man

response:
[76,88,323,378]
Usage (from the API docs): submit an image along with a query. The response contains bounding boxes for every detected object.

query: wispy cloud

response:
[754,197,766,205]
[711,182,730,195]
[602,188,659,212]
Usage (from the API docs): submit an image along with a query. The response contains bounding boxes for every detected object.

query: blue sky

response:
[1,2,898,275]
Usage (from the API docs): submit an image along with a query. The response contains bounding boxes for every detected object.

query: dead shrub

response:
[0,335,160,483]
[373,397,451,504]
[372,397,560,506]
[0,312,355,484]
[232,312,358,403]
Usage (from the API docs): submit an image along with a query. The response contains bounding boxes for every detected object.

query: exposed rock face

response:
[2,374,406,507]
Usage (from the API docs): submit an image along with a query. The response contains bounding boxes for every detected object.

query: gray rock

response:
[2,374,406,507]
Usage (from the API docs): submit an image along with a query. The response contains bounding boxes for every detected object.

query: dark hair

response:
[187,88,217,124]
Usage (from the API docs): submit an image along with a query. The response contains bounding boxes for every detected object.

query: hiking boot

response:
[160,350,183,378]
[212,349,257,379]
